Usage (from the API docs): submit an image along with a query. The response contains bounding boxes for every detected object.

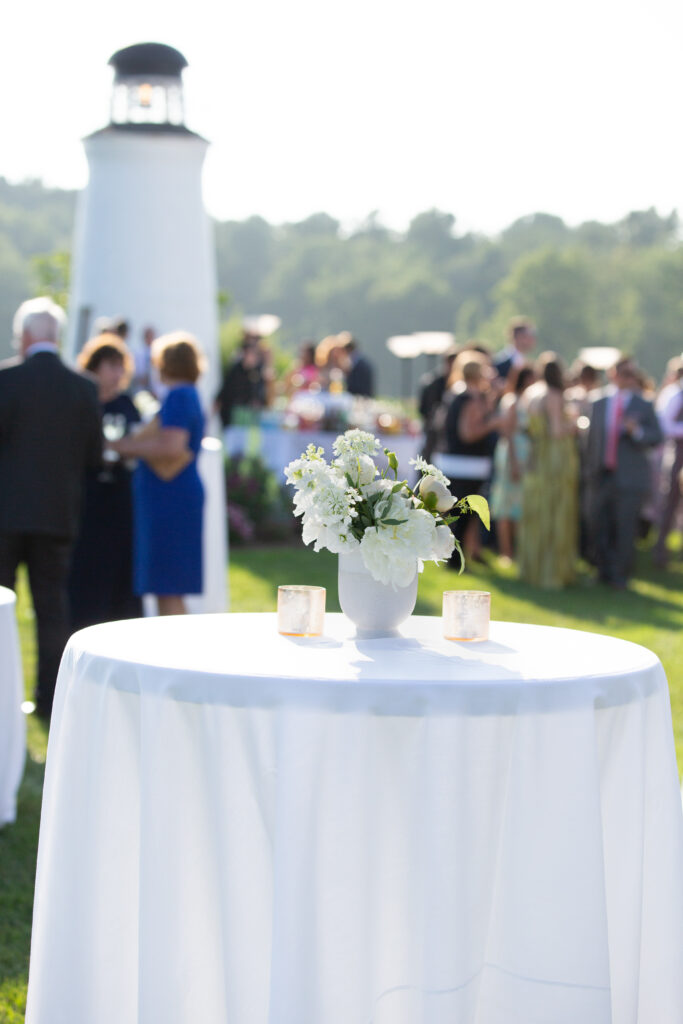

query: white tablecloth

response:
[0,585,25,826]
[27,614,683,1023]
[224,426,423,481]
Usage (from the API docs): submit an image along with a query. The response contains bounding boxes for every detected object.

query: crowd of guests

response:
[0,297,207,720]
[2,296,681,719]
[420,317,682,590]
[215,330,375,426]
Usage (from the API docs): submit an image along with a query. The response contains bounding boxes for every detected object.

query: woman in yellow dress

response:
[517,352,579,587]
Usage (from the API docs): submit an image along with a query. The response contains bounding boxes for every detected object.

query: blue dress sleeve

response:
[160,388,192,430]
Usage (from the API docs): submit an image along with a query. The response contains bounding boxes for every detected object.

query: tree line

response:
[1,176,681,393]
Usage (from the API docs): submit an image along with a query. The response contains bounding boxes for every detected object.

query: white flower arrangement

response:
[285,429,490,589]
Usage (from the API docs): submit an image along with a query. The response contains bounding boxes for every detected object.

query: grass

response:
[1,541,682,1021]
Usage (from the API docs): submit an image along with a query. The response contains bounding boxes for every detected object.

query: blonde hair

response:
[447,349,489,389]
[152,331,206,383]
[315,334,343,369]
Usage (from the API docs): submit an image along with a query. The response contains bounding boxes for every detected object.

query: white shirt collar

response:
[500,345,526,367]
[25,341,59,358]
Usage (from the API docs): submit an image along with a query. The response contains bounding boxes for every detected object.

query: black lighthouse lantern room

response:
[109,43,188,127]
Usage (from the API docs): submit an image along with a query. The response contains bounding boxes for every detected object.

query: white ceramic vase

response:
[337,548,418,636]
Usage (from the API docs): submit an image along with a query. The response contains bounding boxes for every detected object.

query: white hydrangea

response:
[303,518,360,554]
[332,429,380,460]
[284,445,328,488]
[359,507,437,587]
[334,452,377,487]
[363,477,396,499]
[409,456,451,488]
[373,487,410,524]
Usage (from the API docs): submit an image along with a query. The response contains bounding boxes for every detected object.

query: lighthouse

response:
[66,42,227,613]
[66,42,219,407]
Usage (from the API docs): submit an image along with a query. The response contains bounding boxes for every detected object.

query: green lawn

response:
[1,543,682,1022]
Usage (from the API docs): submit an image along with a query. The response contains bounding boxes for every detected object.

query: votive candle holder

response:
[443,590,490,642]
[277,585,326,637]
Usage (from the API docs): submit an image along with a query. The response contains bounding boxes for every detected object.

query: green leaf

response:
[382,518,408,526]
[423,491,438,511]
[462,494,490,531]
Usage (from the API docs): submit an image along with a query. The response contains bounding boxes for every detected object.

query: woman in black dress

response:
[68,333,142,631]
[438,350,502,563]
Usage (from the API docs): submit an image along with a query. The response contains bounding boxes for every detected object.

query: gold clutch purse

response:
[133,417,194,482]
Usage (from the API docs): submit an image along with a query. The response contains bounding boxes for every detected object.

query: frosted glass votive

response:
[443,590,490,642]
[278,586,326,637]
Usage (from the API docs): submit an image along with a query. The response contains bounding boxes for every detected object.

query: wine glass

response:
[102,414,126,462]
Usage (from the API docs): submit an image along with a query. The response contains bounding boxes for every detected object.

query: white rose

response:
[419,475,455,513]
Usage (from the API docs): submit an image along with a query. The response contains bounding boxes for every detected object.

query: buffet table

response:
[0,585,25,826]
[224,425,423,480]
[26,614,683,1023]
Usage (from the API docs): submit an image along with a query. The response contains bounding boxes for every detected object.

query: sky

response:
[3,0,682,234]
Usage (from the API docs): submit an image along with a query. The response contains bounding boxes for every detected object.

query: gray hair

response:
[13,297,67,346]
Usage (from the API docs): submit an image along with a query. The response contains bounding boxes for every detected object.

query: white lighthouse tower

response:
[67,42,227,613]
[66,42,219,406]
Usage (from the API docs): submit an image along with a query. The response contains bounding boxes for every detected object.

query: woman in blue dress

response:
[109,333,205,615]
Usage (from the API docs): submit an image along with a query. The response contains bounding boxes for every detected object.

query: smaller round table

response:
[26,614,683,1024]
[0,585,25,826]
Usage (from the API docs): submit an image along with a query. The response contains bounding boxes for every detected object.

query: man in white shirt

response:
[653,362,683,567]
[493,317,537,380]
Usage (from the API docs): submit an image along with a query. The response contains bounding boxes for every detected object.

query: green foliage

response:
[0,178,681,381]
[482,247,601,363]
[224,453,294,544]
[31,249,70,309]
[218,314,248,370]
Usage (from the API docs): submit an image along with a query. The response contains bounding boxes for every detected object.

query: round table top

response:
[64,613,663,716]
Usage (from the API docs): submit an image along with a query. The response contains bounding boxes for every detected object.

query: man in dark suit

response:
[493,317,537,380]
[0,297,102,717]
[343,336,375,397]
[584,356,661,588]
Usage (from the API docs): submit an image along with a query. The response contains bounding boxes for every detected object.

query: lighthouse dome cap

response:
[109,43,188,79]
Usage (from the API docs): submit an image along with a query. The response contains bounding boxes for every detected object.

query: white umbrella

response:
[413,331,455,355]
[578,346,621,370]
[386,335,423,359]
[243,314,282,338]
